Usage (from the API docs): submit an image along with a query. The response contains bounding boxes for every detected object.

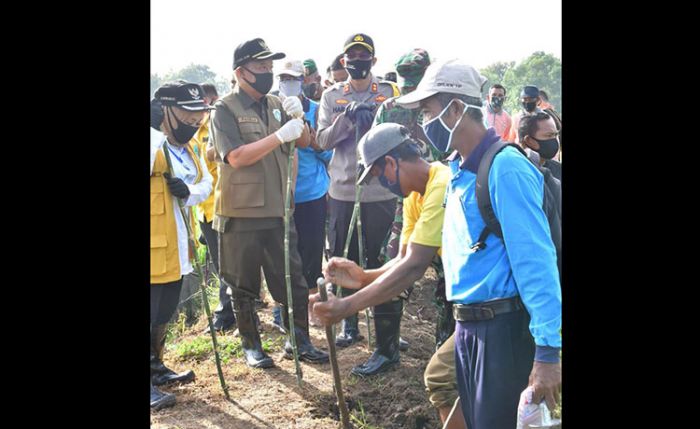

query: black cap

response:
[521,85,540,98]
[343,33,375,55]
[154,81,212,111]
[233,38,285,69]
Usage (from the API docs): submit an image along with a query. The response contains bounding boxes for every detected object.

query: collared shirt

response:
[400,162,450,256]
[483,104,513,140]
[317,74,399,202]
[442,128,561,349]
[151,128,213,276]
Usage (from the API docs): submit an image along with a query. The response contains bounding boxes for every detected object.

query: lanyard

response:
[167,144,191,172]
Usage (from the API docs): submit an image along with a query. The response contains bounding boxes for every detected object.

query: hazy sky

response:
[151,0,561,80]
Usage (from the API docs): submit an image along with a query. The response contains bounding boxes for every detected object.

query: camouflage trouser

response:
[379,198,404,264]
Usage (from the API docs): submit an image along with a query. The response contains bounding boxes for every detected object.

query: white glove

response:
[282,96,304,119]
[274,118,304,144]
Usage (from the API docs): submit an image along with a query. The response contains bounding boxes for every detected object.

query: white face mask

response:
[279,79,303,97]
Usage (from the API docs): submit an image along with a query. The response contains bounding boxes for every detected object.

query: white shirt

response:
[151,128,213,276]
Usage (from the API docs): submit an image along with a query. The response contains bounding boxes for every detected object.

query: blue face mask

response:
[377,159,404,198]
[421,99,483,155]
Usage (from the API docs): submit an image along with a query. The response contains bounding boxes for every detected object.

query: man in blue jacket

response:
[396,58,562,429]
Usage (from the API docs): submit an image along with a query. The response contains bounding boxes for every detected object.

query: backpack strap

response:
[472,140,528,252]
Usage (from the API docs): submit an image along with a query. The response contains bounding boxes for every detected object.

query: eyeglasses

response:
[344,52,373,61]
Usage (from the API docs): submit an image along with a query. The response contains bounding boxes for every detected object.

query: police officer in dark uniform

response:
[209,38,328,368]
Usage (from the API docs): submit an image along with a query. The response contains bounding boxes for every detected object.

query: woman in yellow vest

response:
[150,81,213,410]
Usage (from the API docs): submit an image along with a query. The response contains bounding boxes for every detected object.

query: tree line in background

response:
[151,63,231,98]
[480,51,561,115]
[151,51,561,115]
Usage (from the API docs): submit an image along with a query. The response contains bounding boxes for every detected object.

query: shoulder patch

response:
[336,98,349,105]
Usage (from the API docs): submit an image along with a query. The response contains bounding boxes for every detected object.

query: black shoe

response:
[350,300,402,377]
[151,357,196,386]
[284,327,329,364]
[242,347,274,368]
[151,324,196,386]
[350,350,399,377]
[399,337,409,351]
[150,382,176,410]
[335,314,364,348]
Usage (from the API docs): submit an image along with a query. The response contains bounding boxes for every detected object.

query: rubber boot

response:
[284,326,329,364]
[150,380,176,410]
[233,298,274,369]
[351,299,402,377]
[151,324,195,386]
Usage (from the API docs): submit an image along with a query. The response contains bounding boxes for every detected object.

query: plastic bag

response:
[516,386,562,428]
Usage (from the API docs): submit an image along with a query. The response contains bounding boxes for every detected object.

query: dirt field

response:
[151,269,443,429]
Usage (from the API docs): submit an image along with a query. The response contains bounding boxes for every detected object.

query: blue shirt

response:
[443,129,561,358]
[295,99,332,203]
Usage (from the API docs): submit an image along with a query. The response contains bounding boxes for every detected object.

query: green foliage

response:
[480,61,515,98]
[350,400,381,429]
[170,332,282,365]
[150,63,231,97]
[480,52,561,116]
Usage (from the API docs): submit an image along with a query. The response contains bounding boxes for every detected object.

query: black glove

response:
[163,172,190,199]
[345,101,375,132]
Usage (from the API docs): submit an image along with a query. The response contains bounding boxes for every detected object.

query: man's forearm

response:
[347,255,427,314]
[317,114,353,150]
[361,256,402,287]
[225,134,281,168]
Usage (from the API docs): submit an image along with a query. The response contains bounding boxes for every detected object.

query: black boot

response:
[151,324,195,386]
[284,326,329,364]
[351,299,402,377]
[234,299,274,369]
[150,380,175,410]
[399,337,409,351]
[335,313,364,348]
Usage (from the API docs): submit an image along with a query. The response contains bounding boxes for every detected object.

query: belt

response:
[453,296,524,322]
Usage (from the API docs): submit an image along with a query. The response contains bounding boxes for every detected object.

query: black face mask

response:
[243,68,274,95]
[302,82,318,99]
[345,59,372,80]
[522,100,538,112]
[490,96,504,110]
[165,107,199,145]
[531,136,560,159]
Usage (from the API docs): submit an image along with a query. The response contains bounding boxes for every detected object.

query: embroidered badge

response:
[273,108,282,122]
[188,87,200,99]
[343,84,350,94]
[371,83,378,93]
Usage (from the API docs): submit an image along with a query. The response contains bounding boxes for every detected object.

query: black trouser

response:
[327,197,396,269]
[293,195,327,290]
[328,197,396,322]
[219,218,309,331]
[200,219,234,324]
[151,278,183,326]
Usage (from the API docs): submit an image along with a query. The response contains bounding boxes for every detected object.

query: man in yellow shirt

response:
[310,122,465,427]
